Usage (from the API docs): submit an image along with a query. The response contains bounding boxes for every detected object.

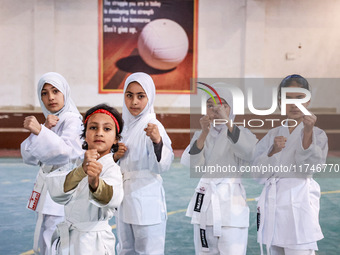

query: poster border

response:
[98,0,198,94]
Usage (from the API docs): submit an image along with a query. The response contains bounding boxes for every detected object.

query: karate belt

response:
[257,178,279,255]
[122,170,162,182]
[28,162,75,211]
[30,160,81,254]
[51,220,111,255]
[28,165,59,211]
[31,165,60,254]
[190,178,242,252]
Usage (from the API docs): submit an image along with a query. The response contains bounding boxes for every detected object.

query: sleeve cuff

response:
[74,164,87,179]
[227,125,240,144]
[153,138,163,162]
[189,140,203,155]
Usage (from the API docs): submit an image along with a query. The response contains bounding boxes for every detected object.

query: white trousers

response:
[270,246,315,255]
[38,214,64,255]
[116,218,166,255]
[193,224,248,255]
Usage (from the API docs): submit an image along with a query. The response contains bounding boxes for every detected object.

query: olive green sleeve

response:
[64,164,87,192]
[91,178,113,205]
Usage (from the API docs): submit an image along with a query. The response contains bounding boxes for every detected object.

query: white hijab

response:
[37,72,81,120]
[122,72,156,132]
[121,72,171,163]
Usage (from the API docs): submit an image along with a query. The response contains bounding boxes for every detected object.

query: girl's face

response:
[85,113,117,157]
[285,82,310,121]
[206,97,230,120]
[41,83,64,113]
[125,82,148,116]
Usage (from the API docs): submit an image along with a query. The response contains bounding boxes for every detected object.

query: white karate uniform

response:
[182,126,257,255]
[46,153,124,255]
[253,121,328,255]
[181,83,258,255]
[20,72,83,255]
[116,73,174,255]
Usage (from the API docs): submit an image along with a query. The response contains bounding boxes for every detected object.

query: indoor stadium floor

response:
[1,156,339,255]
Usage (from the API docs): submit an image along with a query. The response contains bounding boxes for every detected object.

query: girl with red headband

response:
[46,103,124,255]
[114,72,174,255]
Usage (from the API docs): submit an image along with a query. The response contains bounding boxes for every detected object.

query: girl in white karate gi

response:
[46,103,124,255]
[253,74,328,255]
[114,72,174,255]
[21,72,83,255]
[181,83,258,255]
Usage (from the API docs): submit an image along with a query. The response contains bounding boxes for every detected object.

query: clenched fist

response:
[114,142,127,162]
[269,136,287,156]
[200,115,210,135]
[23,116,42,135]
[82,149,102,191]
[303,113,317,134]
[144,123,161,144]
[302,112,316,149]
[45,115,59,129]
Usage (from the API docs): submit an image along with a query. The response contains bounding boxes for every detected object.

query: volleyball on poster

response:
[98,0,198,94]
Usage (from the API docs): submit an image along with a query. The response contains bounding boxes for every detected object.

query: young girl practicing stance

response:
[253,75,328,255]
[46,104,124,255]
[114,72,174,255]
[181,83,258,255]
[21,72,83,255]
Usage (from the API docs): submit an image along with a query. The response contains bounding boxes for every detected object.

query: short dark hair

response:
[81,103,123,153]
[278,74,311,108]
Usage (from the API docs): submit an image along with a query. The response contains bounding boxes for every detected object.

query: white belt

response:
[190,178,242,252]
[29,169,47,254]
[193,180,219,252]
[53,220,111,255]
[257,178,279,255]
[199,181,222,236]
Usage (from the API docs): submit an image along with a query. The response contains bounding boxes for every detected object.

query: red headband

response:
[84,109,120,133]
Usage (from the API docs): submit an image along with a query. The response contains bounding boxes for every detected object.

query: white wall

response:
[1,0,340,113]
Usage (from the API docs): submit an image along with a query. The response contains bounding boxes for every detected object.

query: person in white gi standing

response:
[46,103,124,255]
[181,83,258,255]
[114,72,174,255]
[21,72,83,255]
[253,74,328,255]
